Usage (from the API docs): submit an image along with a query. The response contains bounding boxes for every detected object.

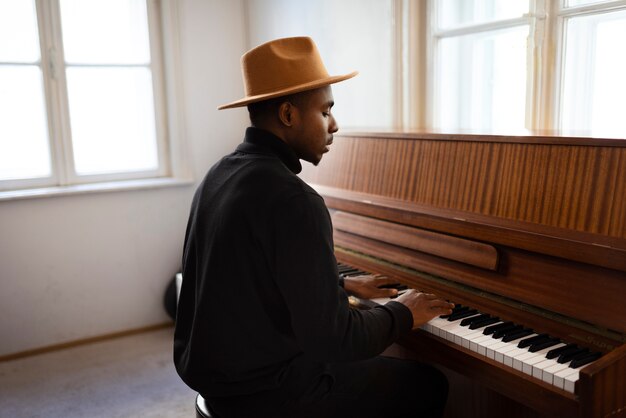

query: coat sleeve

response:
[272,191,413,362]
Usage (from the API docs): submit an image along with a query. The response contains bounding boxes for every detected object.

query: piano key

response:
[452,327,488,349]
[484,321,515,335]
[528,338,562,353]
[501,328,534,342]
[542,362,571,384]
[546,343,578,359]
[470,334,498,353]
[427,310,595,391]
[520,344,567,375]
[533,359,558,379]
[475,332,507,356]
[490,333,539,361]
[493,324,523,339]
[438,316,483,341]
[460,313,491,326]
[554,367,580,393]
[469,316,501,330]
[448,309,480,321]
[517,333,550,348]
[570,352,602,369]
[338,263,602,395]
[454,327,485,347]
[558,347,589,364]
[440,304,465,319]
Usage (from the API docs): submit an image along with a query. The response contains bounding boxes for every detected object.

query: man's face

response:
[289,86,338,166]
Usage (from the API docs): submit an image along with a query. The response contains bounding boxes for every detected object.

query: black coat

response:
[174,127,412,398]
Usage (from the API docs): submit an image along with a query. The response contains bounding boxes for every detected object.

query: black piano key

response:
[517,333,550,349]
[440,304,464,319]
[378,283,408,291]
[558,348,590,364]
[528,338,561,353]
[501,328,534,343]
[521,335,552,349]
[460,313,490,327]
[483,321,514,335]
[546,343,578,359]
[469,317,500,330]
[447,309,479,322]
[570,352,602,368]
[492,324,523,339]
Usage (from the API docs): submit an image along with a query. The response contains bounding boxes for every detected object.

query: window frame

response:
[426,0,534,131]
[411,0,626,134]
[553,0,626,132]
[0,0,188,194]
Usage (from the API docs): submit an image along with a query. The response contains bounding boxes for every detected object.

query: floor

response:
[0,327,196,418]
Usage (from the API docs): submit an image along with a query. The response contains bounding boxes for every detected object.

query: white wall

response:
[246,0,396,129]
[0,0,249,357]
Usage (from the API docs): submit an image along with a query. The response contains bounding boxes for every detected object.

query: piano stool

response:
[195,393,219,418]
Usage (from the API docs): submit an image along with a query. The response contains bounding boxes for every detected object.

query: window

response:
[0,0,175,193]
[560,5,626,135]
[246,0,396,129]
[426,0,626,135]
[432,0,530,131]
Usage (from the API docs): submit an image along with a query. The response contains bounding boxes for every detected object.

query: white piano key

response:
[427,317,451,338]
[554,367,579,393]
[470,335,496,353]
[492,334,539,363]
[521,344,567,375]
[437,321,464,341]
[457,328,486,349]
[533,359,559,379]
[440,318,482,342]
[454,326,482,346]
[564,370,580,394]
[361,285,588,394]
[510,347,538,370]
[478,336,505,357]
[542,362,571,384]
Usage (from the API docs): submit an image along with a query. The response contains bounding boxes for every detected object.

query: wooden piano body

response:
[299,131,626,418]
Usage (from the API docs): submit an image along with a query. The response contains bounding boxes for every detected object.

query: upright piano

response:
[299,131,626,418]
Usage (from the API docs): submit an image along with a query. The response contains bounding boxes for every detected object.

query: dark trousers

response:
[207,356,448,418]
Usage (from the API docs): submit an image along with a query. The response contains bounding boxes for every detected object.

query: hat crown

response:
[218,36,356,110]
[241,37,330,96]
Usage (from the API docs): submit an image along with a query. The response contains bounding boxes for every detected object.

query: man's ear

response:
[278,101,295,127]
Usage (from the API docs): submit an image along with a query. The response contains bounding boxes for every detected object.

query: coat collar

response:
[237,127,302,174]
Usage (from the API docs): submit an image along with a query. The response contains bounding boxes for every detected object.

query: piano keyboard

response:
[338,263,603,394]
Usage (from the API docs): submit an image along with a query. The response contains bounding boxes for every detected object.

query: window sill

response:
[0,177,194,202]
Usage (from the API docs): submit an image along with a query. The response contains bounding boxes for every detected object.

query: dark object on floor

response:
[196,393,219,417]
[163,275,178,320]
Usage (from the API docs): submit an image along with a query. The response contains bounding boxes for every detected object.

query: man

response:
[174,37,454,418]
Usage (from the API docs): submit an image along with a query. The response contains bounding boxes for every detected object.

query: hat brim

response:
[217,71,358,110]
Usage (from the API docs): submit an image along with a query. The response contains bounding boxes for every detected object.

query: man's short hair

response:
[247,90,313,127]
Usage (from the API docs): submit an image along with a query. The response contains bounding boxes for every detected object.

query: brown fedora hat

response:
[218,36,358,110]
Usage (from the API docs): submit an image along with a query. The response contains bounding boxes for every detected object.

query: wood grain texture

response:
[316,133,626,417]
[335,232,626,342]
[333,211,499,270]
[338,250,626,417]
[301,134,626,239]
[579,344,626,418]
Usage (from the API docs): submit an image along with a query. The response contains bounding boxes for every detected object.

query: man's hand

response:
[343,274,401,299]
[395,290,454,329]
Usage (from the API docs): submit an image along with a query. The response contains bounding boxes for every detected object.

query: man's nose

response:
[329,115,339,133]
